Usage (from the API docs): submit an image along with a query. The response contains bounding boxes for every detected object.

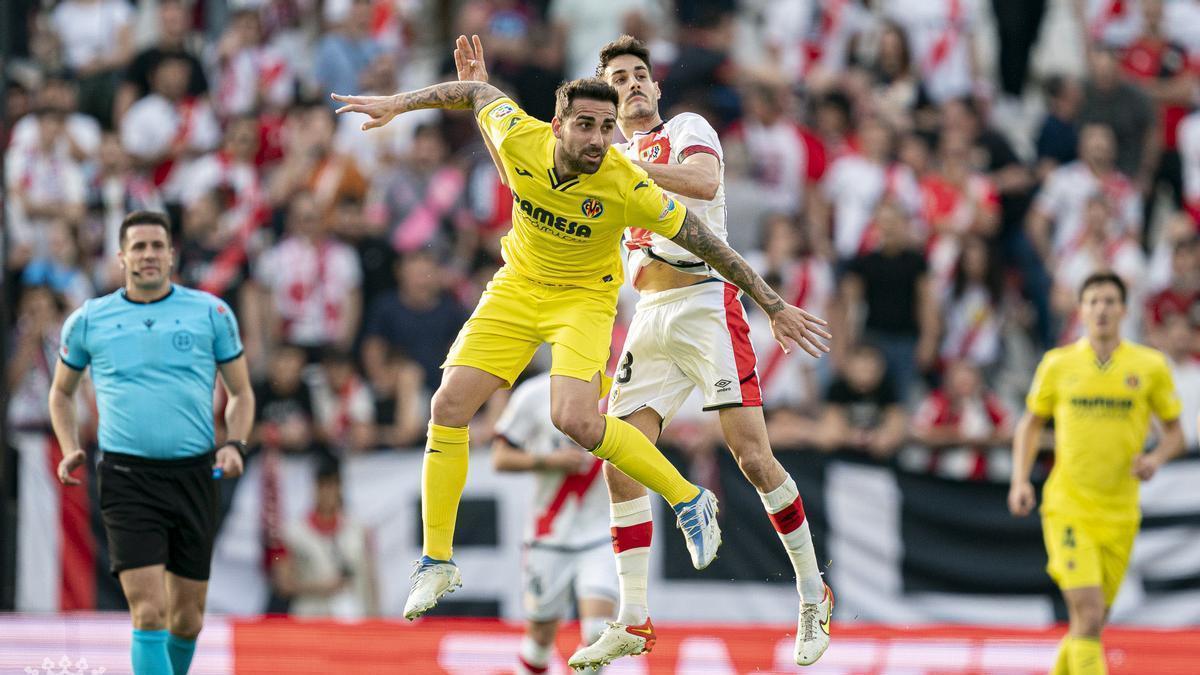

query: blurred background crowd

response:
[4,0,1200,615]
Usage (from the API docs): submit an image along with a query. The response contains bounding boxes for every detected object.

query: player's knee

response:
[129,599,167,631]
[551,408,602,449]
[430,386,471,427]
[730,444,777,489]
[169,602,205,639]
[1069,599,1107,637]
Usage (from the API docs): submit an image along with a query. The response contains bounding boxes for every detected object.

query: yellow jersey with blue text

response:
[475,96,687,289]
[1026,338,1181,523]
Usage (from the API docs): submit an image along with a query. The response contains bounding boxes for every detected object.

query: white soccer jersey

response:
[618,113,727,280]
[120,94,220,199]
[1033,161,1142,256]
[494,373,611,550]
[822,154,922,259]
[1085,0,1144,48]
[883,0,977,103]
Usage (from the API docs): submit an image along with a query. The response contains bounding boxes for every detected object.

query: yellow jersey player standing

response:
[331,39,830,621]
[1009,271,1184,675]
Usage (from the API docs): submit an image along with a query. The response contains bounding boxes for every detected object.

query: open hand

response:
[770,304,832,358]
[454,34,489,83]
[331,93,399,131]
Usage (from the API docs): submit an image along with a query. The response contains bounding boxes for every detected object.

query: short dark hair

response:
[597,35,652,77]
[119,211,172,247]
[554,77,619,119]
[1079,271,1127,304]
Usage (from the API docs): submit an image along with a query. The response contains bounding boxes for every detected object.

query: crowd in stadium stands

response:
[6,1,1200,505]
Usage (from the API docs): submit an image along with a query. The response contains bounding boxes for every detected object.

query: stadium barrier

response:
[3,612,1200,674]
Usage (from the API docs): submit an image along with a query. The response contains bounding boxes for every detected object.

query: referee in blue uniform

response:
[49,211,256,675]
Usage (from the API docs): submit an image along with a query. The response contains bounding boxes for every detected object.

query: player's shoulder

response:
[1038,343,1079,370]
[175,285,235,313]
[1124,341,1171,369]
[666,112,717,135]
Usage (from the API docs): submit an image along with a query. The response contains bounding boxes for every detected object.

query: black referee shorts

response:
[97,450,219,581]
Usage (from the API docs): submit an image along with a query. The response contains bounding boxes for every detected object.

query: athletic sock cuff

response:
[611,496,653,522]
[758,475,799,513]
[428,423,470,453]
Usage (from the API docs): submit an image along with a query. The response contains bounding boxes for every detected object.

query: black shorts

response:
[98,450,219,581]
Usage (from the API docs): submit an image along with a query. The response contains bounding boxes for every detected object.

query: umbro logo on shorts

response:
[714,379,732,388]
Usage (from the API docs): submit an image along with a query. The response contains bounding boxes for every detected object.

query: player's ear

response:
[551,116,562,139]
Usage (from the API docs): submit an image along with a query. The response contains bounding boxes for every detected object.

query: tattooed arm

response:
[671,209,785,312]
[331,81,507,130]
[670,209,831,357]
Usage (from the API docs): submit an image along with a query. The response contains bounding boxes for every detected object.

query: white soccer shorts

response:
[522,542,618,622]
[608,279,763,427]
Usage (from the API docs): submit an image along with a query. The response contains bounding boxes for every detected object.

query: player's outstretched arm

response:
[454,34,509,188]
[332,80,507,131]
[670,209,831,357]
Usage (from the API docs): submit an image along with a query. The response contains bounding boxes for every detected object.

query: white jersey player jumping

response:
[493,372,618,675]
[569,36,833,670]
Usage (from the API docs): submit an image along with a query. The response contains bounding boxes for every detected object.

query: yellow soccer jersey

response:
[475,97,687,289]
[1026,338,1182,523]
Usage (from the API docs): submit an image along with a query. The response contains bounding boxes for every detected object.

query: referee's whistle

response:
[212,467,224,480]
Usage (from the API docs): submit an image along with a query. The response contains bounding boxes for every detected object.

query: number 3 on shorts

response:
[616,352,633,384]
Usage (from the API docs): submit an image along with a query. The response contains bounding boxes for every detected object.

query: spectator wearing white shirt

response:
[210,9,294,119]
[550,0,663,79]
[1052,194,1147,342]
[309,349,376,454]
[120,52,220,203]
[1028,123,1142,265]
[812,115,923,263]
[882,0,980,104]
[1161,315,1200,452]
[248,190,362,356]
[273,456,378,618]
[86,132,164,290]
[49,0,134,127]
[8,72,101,165]
[5,107,87,262]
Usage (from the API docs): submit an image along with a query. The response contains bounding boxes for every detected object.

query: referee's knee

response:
[130,601,167,631]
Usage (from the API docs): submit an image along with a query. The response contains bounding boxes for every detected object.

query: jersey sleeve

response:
[475,96,540,151]
[671,113,723,163]
[1150,355,1183,422]
[209,298,245,364]
[58,303,90,370]
[1025,354,1058,418]
[623,168,686,239]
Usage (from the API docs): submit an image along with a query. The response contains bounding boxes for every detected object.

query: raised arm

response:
[670,209,831,357]
[454,34,508,187]
[331,81,507,131]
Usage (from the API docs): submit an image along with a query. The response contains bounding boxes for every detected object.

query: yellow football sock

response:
[1052,637,1070,675]
[1067,637,1107,675]
[592,414,700,506]
[421,423,470,561]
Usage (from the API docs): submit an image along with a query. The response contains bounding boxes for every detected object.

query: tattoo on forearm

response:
[671,210,786,313]
[394,81,505,116]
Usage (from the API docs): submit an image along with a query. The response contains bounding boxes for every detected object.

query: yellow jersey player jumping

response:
[331,40,830,621]
[1009,271,1184,675]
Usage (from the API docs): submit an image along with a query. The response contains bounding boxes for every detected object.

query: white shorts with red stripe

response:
[522,541,617,622]
[609,280,762,426]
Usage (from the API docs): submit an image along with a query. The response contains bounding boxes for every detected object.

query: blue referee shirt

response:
[58,285,244,460]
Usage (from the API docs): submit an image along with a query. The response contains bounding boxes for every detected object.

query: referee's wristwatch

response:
[221,439,248,459]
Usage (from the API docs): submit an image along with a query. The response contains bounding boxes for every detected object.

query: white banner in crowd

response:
[203,451,1200,626]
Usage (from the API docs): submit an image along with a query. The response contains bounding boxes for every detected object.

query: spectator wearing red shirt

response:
[909,359,1014,481]
[1145,235,1200,345]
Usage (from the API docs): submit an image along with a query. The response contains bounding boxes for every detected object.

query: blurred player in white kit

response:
[493,371,617,675]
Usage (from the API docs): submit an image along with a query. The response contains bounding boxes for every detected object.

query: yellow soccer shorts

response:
[1042,512,1138,605]
[443,266,617,386]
